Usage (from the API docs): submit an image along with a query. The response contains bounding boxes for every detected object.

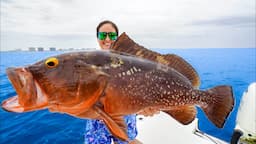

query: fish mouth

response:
[2,67,48,112]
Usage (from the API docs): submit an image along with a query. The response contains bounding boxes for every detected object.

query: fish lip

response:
[2,96,24,112]
[2,67,48,112]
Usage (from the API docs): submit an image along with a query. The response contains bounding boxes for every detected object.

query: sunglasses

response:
[97,32,118,41]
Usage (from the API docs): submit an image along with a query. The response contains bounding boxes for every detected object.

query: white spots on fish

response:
[160,94,164,99]
[199,92,212,104]
[90,65,97,70]
[129,77,135,81]
[156,63,169,72]
[117,67,142,78]
[191,91,196,99]
[175,82,182,87]
[139,89,145,94]
[133,66,138,72]
[131,95,148,106]
[126,70,131,75]
[127,84,133,88]
[131,99,140,105]
[132,66,141,72]
[162,99,171,106]
[154,100,160,104]
[151,90,156,95]
[145,73,151,79]
[130,68,134,74]
[141,96,147,102]
[155,83,159,88]
[175,94,181,99]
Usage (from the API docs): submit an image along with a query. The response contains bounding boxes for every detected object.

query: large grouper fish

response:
[2,33,234,142]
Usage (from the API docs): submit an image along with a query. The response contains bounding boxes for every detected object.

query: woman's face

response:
[97,23,117,50]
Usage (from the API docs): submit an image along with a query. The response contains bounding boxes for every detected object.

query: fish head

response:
[2,67,44,112]
[2,53,109,114]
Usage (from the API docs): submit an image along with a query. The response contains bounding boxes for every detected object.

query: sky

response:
[0,0,255,51]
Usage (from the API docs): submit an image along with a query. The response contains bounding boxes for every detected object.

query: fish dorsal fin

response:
[163,105,196,125]
[159,54,200,88]
[111,32,200,88]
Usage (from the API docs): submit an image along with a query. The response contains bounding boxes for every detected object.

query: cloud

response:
[190,15,255,26]
[1,0,255,50]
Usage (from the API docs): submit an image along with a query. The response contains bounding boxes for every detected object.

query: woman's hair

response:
[96,20,119,37]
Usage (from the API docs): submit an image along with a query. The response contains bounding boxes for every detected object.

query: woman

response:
[84,20,138,144]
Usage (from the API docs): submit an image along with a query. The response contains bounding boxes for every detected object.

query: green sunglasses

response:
[97,32,118,40]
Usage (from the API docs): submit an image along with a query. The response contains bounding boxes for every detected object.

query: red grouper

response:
[1,33,234,142]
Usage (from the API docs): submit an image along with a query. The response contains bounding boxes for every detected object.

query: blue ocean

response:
[0,48,255,144]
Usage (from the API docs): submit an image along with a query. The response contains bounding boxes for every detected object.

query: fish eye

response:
[45,57,59,68]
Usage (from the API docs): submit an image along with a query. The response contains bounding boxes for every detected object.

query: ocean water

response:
[0,48,255,143]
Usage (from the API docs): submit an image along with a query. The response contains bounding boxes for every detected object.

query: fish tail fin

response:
[202,85,234,128]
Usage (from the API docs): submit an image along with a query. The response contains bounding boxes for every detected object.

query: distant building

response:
[38,47,44,51]
[49,47,56,51]
[29,47,36,51]
[69,48,74,51]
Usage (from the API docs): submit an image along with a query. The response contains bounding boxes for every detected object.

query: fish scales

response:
[74,51,216,114]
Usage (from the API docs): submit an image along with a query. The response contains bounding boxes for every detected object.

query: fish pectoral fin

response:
[111,115,127,135]
[76,108,101,119]
[163,105,196,125]
[93,105,129,141]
